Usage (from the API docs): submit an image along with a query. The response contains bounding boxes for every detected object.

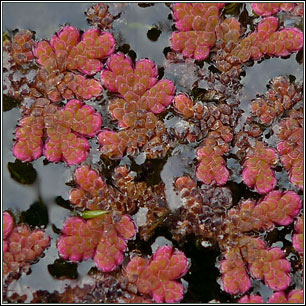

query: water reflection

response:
[160,144,196,212]
[3,2,92,38]
[113,3,172,66]
[3,108,38,212]
[240,53,303,107]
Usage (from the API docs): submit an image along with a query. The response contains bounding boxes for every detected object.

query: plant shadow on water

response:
[2,2,303,304]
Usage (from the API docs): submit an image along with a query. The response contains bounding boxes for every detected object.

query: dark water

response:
[2,2,303,303]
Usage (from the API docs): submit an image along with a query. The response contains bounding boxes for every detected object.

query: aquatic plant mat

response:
[2,2,304,303]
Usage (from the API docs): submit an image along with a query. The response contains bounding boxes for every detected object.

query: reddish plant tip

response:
[124,245,189,303]
[32,25,114,101]
[3,212,14,240]
[193,116,233,187]
[215,15,303,74]
[247,244,291,291]
[252,3,303,17]
[13,115,45,162]
[171,3,225,60]
[86,3,114,29]
[196,146,229,186]
[3,222,50,275]
[238,294,264,303]
[60,72,103,102]
[174,175,203,214]
[110,98,159,130]
[61,99,102,137]
[11,29,35,65]
[98,129,128,160]
[13,99,102,165]
[171,4,302,62]
[69,164,157,216]
[3,212,14,254]
[35,25,115,75]
[268,289,304,303]
[98,112,163,159]
[251,76,301,125]
[236,16,303,60]
[227,200,259,233]
[173,93,234,144]
[174,94,195,119]
[242,141,278,194]
[251,3,282,16]
[70,165,107,209]
[286,290,304,303]
[228,190,302,233]
[99,52,175,158]
[220,248,251,295]
[255,190,302,228]
[58,214,136,272]
[239,289,304,303]
[220,236,292,294]
[114,214,137,240]
[215,17,241,45]
[33,69,103,103]
[175,176,197,191]
[214,17,243,75]
[101,53,175,114]
[293,216,303,254]
[69,164,113,211]
[276,112,303,190]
